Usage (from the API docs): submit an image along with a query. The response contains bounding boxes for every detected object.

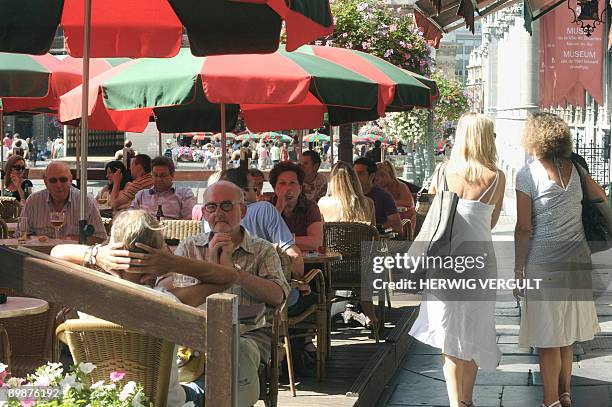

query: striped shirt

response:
[129,185,195,220]
[18,187,107,240]
[113,173,154,211]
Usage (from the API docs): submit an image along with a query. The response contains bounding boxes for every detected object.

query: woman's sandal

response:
[559,392,572,407]
[541,401,561,407]
[460,401,474,407]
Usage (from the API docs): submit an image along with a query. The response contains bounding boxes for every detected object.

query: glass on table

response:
[96,190,109,206]
[49,211,65,240]
[17,216,28,243]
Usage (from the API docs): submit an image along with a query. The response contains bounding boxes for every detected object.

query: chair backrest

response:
[401,218,413,241]
[160,220,201,240]
[56,319,174,407]
[0,196,20,221]
[0,218,7,239]
[323,222,379,288]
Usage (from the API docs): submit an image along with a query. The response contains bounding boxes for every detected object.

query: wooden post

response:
[205,293,239,407]
[0,108,4,196]
[338,124,353,163]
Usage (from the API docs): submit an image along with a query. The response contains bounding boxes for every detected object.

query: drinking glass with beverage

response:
[50,211,65,240]
[17,216,28,243]
[97,190,109,206]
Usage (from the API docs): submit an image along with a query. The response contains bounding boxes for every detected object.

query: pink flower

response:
[110,371,126,382]
[342,32,349,38]
[20,399,35,407]
[389,24,397,32]
[361,41,371,49]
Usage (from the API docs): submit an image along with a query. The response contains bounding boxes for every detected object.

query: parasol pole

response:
[79,0,93,244]
[75,126,81,185]
[0,107,4,196]
[158,130,162,157]
[221,103,227,170]
[330,128,334,166]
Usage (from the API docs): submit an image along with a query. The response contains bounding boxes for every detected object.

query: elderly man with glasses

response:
[129,156,195,220]
[89,180,288,407]
[17,161,107,243]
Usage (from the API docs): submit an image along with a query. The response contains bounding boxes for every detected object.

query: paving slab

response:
[382,371,502,406]
[502,385,612,407]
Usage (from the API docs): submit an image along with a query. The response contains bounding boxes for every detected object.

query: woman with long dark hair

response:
[97,160,131,213]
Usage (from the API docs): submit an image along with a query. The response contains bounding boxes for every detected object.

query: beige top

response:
[0,297,49,318]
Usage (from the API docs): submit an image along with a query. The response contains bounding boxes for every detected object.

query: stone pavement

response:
[376,216,612,407]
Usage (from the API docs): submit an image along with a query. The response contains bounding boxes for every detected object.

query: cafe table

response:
[0,297,50,372]
[0,237,78,254]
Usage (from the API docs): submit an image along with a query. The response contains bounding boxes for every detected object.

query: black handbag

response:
[572,159,612,253]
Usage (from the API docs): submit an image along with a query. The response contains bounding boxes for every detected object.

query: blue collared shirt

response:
[18,187,107,240]
[129,185,195,220]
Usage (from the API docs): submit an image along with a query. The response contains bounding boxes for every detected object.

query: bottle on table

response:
[156,205,165,221]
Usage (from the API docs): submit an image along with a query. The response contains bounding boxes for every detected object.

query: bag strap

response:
[437,163,449,192]
[570,157,588,203]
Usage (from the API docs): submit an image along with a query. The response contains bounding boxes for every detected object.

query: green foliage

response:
[326,0,432,75]
[430,70,470,134]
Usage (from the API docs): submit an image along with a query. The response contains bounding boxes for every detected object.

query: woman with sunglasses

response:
[3,155,32,202]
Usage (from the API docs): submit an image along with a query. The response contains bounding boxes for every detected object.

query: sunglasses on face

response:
[12,166,25,171]
[204,201,240,213]
[47,177,70,184]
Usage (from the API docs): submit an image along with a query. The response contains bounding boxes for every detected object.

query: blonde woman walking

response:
[317,161,376,226]
[409,112,505,407]
[515,112,601,407]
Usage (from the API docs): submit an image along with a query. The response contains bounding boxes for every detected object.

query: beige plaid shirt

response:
[174,229,289,359]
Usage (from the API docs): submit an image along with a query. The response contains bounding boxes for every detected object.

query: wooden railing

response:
[0,246,239,407]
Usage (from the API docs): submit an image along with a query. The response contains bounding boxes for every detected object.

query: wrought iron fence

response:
[573,134,610,187]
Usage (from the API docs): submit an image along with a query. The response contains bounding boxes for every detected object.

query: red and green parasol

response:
[0,0,333,57]
[59,48,382,132]
[295,45,436,112]
[304,132,330,142]
[260,132,293,143]
[0,52,82,113]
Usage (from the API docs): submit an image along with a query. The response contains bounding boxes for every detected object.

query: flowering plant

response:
[0,362,152,407]
[326,0,432,75]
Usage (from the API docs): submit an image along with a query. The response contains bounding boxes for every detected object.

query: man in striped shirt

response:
[18,161,107,242]
[129,156,195,220]
[109,154,154,212]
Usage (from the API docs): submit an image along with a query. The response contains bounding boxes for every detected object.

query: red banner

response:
[539,0,604,107]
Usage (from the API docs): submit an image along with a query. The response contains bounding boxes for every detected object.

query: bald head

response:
[202,181,246,235]
[203,181,244,204]
[44,161,73,205]
[44,161,72,180]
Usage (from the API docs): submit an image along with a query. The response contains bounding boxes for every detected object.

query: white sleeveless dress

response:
[408,170,502,371]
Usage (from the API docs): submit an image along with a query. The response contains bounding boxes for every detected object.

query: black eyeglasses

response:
[12,166,25,171]
[204,201,241,213]
[47,176,70,184]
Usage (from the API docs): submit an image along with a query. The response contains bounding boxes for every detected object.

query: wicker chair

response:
[0,196,20,222]
[274,247,327,396]
[160,220,201,241]
[401,218,414,242]
[0,288,62,377]
[323,222,382,340]
[56,319,174,407]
